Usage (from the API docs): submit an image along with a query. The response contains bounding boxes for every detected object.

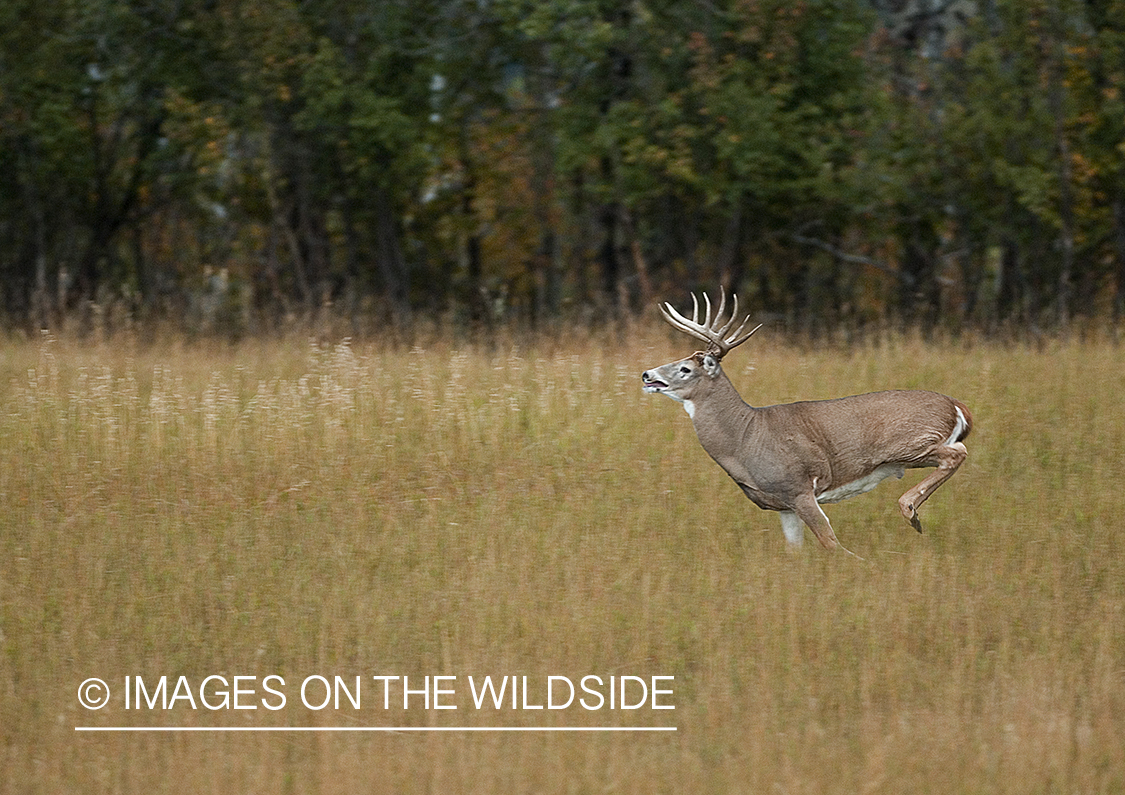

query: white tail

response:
[642,291,972,551]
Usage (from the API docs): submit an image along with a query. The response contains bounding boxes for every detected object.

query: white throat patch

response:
[683,399,696,419]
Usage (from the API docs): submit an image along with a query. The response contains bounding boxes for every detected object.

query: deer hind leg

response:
[898,441,967,533]
[779,511,805,547]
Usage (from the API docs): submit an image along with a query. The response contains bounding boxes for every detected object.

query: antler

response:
[659,289,761,359]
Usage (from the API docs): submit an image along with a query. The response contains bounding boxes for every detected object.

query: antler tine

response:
[657,290,760,357]
[719,288,731,330]
[713,289,737,339]
[659,289,760,358]
[660,300,715,347]
[715,292,762,350]
[717,292,761,349]
[728,321,763,349]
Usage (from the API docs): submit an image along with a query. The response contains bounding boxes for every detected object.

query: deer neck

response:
[687,370,757,458]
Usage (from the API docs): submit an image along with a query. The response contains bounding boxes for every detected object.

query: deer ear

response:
[702,353,721,377]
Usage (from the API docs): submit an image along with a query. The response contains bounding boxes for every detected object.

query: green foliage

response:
[0,0,1123,330]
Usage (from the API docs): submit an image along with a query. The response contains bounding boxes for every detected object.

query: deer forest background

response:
[3,0,1125,336]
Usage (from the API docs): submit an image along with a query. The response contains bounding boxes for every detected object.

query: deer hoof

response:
[899,497,923,533]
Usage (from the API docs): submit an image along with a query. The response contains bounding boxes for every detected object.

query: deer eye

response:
[679,366,692,375]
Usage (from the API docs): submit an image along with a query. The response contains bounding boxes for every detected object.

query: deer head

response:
[641,290,760,409]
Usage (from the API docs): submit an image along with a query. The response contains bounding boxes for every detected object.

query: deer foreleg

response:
[793,494,839,551]
[898,442,967,532]
[791,493,865,558]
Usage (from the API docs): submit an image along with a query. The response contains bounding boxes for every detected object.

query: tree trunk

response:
[596,194,621,309]
[372,186,411,323]
[1049,0,1074,330]
[620,207,652,310]
[1113,192,1125,328]
[898,219,940,331]
[717,201,743,295]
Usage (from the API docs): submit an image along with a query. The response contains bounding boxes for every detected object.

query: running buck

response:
[641,291,972,551]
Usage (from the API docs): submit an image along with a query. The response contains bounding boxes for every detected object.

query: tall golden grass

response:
[3,327,1123,793]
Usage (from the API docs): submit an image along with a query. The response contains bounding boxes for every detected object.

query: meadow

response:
[2,324,1123,793]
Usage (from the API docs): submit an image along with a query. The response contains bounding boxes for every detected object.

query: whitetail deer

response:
[641,291,972,551]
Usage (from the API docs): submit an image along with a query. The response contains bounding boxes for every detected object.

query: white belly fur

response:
[816,463,905,504]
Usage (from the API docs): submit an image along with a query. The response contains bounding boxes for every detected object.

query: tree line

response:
[1,0,1123,335]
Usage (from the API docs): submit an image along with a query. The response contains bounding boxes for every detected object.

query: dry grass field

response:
[2,324,1123,793]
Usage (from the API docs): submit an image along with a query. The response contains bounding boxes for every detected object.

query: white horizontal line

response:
[76,726,676,733]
